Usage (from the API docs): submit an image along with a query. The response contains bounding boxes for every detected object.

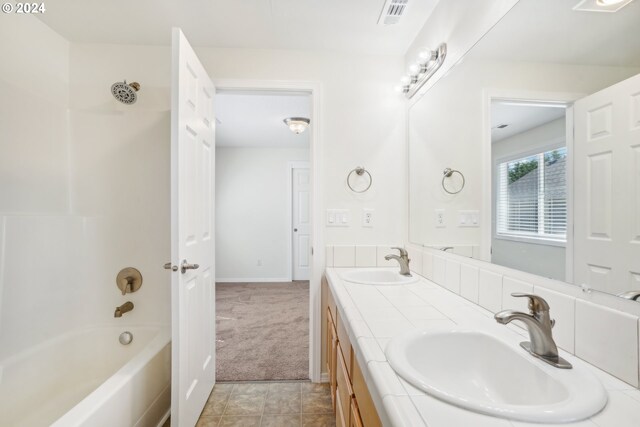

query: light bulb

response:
[394,85,405,94]
[399,75,411,85]
[408,63,421,77]
[418,49,436,65]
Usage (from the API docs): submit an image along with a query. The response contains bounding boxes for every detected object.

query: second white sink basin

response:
[340,268,419,286]
[386,329,607,423]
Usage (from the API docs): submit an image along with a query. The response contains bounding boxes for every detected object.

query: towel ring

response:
[442,168,465,194]
[347,166,372,193]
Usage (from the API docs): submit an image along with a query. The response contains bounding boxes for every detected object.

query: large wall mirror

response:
[408,0,640,298]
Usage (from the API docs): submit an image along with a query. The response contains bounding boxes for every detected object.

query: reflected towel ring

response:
[442,167,465,194]
[347,166,373,193]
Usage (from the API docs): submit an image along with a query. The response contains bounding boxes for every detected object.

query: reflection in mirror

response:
[491,101,568,281]
[408,0,640,297]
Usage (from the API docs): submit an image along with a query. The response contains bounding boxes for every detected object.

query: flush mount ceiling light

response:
[574,0,634,12]
[283,117,310,134]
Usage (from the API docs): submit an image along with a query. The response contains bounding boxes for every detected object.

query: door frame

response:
[288,161,311,282]
[213,79,323,382]
[481,89,584,280]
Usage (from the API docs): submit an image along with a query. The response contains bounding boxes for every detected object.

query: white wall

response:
[491,118,566,280]
[68,43,408,249]
[408,58,640,254]
[216,147,309,281]
[0,14,74,360]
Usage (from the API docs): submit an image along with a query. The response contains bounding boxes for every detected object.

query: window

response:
[496,147,567,243]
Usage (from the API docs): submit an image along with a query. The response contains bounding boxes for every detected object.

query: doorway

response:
[489,99,570,281]
[214,89,312,382]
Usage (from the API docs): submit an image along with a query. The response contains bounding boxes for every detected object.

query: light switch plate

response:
[326,209,350,227]
[458,210,480,227]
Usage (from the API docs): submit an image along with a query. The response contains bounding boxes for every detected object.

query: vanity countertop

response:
[324,267,640,427]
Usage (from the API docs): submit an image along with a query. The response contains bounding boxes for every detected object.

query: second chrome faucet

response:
[495,293,572,369]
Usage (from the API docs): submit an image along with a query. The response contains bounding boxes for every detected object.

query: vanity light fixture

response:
[283,117,310,134]
[395,43,447,99]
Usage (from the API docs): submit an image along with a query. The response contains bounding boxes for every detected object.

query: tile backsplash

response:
[326,244,640,389]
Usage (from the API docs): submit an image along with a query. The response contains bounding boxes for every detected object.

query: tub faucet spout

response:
[114,301,134,318]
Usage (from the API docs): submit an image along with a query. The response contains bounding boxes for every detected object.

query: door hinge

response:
[311,246,314,256]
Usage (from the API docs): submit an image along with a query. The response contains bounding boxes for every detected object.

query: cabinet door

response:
[352,357,382,427]
[350,397,364,427]
[336,348,353,420]
[327,309,338,410]
[335,385,348,427]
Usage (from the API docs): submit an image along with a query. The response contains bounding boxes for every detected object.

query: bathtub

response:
[0,326,171,427]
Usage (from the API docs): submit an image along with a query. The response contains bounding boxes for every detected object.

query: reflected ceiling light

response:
[574,0,634,11]
[283,117,310,134]
[396,44,447,99]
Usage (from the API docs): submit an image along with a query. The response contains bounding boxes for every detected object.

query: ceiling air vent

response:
[378,0,409,25]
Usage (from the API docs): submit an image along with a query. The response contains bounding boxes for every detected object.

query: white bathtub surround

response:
[325,268,640,426]
[0,326,170,427]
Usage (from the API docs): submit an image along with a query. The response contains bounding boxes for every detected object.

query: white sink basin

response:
[340,268,419,286]
[386,329,607,423]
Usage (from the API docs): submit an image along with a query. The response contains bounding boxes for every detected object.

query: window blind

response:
[496,147,567,242]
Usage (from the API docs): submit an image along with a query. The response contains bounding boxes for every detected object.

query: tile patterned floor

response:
[196,381,335,427]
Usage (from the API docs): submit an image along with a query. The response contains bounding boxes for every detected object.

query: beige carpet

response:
[216,281,309,381]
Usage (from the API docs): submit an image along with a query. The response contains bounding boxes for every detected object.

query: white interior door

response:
[292,165,311,280]
[170,28,216,427]
[573,72,640,295]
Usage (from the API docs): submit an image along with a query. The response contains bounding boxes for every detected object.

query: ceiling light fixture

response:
[283,117,310,134]
[596,0,625,5]
[395,43,447,99]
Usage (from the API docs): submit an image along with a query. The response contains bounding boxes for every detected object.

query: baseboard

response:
[215,277,292,283]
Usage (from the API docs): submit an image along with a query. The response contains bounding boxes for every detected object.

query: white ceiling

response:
[470,0,640,67]
[491,102,566,142]
[36,0,440,55]
[215,92,311,148]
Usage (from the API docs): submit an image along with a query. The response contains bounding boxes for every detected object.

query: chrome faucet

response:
[384,247,412,276]
[494,293,572,369]
[114,301,134,318]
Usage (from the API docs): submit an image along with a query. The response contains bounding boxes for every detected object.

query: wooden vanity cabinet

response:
[324,278,382,427]
[327,307,338,409]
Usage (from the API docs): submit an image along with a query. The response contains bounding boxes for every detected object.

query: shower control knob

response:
[164,262,178,272]
[180,260,200,274]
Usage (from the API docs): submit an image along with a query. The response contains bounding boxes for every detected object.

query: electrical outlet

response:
[435,209,446,228]
[363,209,374,227]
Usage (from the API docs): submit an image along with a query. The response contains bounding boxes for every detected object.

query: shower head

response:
[111,80,140,105]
